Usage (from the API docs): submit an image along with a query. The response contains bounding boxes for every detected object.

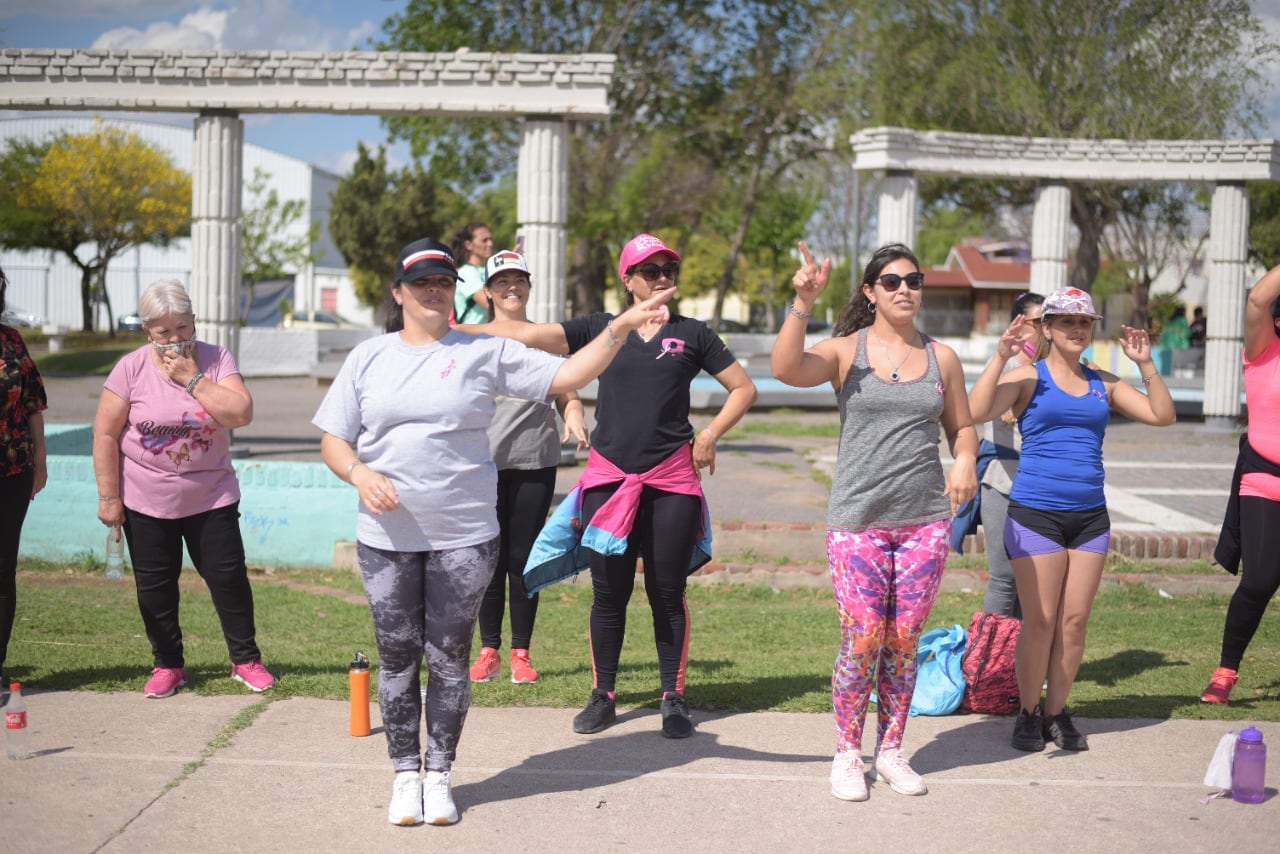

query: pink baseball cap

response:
[1042,287,1103,320]
[618,233,681,282]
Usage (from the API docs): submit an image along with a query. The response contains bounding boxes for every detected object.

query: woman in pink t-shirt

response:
[92,280,274,700]
[1202,263,1280,705]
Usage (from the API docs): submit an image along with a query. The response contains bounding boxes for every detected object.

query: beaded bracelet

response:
[185,372,204,395]
[788,305,813,320]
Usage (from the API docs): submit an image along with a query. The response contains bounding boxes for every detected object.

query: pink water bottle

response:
[1231,725,1266,804]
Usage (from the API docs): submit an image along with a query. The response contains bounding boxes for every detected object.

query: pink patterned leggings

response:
[827,519,950,754]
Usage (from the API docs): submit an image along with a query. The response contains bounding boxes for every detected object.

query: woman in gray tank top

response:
[772,242,978,803]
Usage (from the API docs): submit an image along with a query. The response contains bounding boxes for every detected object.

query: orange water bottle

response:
[348,651,370,737]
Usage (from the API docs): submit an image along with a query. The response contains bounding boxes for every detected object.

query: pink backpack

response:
[960,611,1022,714]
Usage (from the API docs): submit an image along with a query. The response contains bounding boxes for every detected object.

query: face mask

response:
[152,340,193,356]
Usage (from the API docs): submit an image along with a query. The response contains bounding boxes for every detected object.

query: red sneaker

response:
[510,649,539,684]
[469,647,500,683]
[144,666,187,699]
[231,661,276,693]
[1200,666,1238,705]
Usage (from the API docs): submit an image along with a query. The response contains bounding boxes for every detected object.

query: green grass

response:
[7,559,1278,720]
[34,332,148,375]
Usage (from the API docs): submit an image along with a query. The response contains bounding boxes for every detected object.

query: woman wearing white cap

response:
[460,233,757,740]
[314,237,673,828]
[468,250,589,686]
[968,286,1175,754]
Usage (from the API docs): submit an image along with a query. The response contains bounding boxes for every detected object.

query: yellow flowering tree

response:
[9,123,191,332]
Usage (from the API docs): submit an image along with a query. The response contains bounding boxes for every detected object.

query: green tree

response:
[0,124,191,332]
[328,144,464,309]
[240,167,319,324]
[862,0,1276,317]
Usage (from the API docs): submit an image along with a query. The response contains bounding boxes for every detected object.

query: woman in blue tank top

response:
[968,287,1175,754]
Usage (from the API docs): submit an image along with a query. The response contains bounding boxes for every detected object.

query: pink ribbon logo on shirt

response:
[656,338,685,360]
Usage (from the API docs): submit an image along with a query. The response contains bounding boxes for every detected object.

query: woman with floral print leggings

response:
[829,522,950,756]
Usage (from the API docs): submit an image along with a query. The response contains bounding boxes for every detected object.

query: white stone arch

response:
[0,48,614,351]
[851,127,1280,424]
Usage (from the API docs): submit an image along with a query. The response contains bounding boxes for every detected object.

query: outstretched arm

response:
[547,289,676,395]
[456,319,571,355]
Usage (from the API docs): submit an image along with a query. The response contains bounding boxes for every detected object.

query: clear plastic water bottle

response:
[6,682,29,760]
[1232,725,1267,804]
[105,527,125,580]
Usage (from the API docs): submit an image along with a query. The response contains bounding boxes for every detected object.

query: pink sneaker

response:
[144,666,187,699]
[231,661,276,693]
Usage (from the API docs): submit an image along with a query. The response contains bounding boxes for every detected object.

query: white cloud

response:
[93,6,227,50]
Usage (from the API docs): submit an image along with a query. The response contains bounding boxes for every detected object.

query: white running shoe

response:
[829,751,869,801]
[423,770,459,825]
[388,771,424,826]
[872,747,928,796]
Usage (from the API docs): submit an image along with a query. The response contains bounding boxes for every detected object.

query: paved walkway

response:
[2,691,1275,852]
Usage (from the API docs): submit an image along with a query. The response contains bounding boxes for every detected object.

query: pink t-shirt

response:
[103,343,241,519]
[1241,337,1280,501]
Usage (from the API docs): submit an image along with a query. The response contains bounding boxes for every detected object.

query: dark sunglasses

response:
[632,262,681,282]
[875,272,925,292]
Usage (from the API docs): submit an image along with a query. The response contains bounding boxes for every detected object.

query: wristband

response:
[185,372,204,395]
[788,305,813,320]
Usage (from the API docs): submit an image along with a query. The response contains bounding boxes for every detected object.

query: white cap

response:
[484,250,531,285]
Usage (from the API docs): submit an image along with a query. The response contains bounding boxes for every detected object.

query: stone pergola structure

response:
[0,48,615,351]
[851,126,1280,424]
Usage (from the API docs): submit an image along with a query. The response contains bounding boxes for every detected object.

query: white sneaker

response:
[423,770,459,825]
[829,751,869,801]
[872,747,927,796]
[388,771,424,826]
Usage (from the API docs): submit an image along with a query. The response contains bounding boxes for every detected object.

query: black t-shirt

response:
[561,312,737,472]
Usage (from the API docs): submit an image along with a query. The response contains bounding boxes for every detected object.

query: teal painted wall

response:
[24,426,357,568]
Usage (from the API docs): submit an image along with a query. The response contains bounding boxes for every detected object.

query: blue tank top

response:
[1008,360,1109,511]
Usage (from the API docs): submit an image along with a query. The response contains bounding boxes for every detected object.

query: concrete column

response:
[191,111,243,356]
[876,170,917,251]
[517,118,569,322]
[1204,181,1249,426]
[1030,180,1070,296]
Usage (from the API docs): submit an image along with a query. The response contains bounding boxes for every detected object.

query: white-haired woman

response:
[93,279,274,700]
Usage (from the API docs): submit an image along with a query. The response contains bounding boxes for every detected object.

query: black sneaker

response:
[1011,705,1046,752]
[572,689,616,734]
[1043,710,1089,751]
[660,692,693,739]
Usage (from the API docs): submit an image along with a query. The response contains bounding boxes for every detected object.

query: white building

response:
[0,114,369,330]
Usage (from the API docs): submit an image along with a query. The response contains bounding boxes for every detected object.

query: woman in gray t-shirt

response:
[773,241,977,803]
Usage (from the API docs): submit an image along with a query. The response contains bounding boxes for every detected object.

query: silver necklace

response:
[871,328,917,382]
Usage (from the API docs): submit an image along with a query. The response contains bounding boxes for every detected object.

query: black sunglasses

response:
[875,272,924,292]
[631,262,681,282]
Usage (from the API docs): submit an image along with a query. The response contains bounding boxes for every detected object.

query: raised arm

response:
[1108,325,1176,426]
[547,288,676,395]
[968,317,1033,424]
[1245,263,1280,361]
[772,240,841,388]
[456,318,570,354]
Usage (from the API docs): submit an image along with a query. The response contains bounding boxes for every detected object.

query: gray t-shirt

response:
[312,330,562,551]
[487,395,561,470]
[826,331,950,532]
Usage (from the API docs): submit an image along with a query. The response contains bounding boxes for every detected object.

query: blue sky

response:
[0,0,415,174]
[2,0,1279,177]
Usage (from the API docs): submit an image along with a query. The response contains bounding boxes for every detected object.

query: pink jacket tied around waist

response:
[521,444,713,595]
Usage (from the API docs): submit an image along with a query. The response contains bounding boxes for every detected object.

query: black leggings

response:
[123,502,262,668]
[0,469,34,673]
[1220,495,1280,671]
[477,466,556,650]
[581,483,700,695]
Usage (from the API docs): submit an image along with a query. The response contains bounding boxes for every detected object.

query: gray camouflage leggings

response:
[357,538,497,773]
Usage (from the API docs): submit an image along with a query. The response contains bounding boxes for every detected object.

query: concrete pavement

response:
[2,690,1275,853]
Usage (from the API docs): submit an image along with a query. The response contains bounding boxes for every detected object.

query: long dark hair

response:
[832,243,921,337]
[450,222,488,265]
[384,283,404,333]
[0,264,7,317]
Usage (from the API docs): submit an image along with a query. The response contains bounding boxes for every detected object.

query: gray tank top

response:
[827,330,951,532]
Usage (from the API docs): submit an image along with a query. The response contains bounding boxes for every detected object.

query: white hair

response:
[139,279,194,322]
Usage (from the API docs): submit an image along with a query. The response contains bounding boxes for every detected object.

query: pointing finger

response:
[798,240,815,268]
